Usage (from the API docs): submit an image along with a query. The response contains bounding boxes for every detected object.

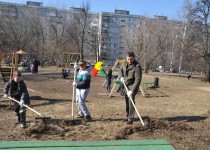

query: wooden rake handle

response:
[122,80,145,127]
[8,96,44,117]
[72,65,77,119]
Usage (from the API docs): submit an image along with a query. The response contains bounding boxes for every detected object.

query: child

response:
[4,71,30,128]
[61,69,68,79]
[187,74,192,80]
[31,64,35,74]
[119,83,125,96]
[73,60,92,121]
[106,69,112,92]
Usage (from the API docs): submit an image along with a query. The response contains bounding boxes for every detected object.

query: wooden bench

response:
[142,81,155,89]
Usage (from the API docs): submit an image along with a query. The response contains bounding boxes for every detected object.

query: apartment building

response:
[1,1,74,40]
[0,1,183,66]
[98,10,145,65]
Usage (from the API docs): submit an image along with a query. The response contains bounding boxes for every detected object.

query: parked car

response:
[152,68,163,72]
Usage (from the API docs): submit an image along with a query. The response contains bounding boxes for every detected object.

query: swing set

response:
[61,52,81,68]
[60,52,81,79]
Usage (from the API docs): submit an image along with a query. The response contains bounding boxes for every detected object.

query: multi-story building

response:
[98,10,145,65]
[0,1,184,66]
[0,1,73,42]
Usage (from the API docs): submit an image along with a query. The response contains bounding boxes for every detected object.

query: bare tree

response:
[67,1,92,59]
[41,14,72,65]
[187,0,210,82]
[87,21,99,63]
[0,11,35,52]
[123,17,174,73]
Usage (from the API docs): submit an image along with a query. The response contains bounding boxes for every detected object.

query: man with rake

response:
[119,52,142,124]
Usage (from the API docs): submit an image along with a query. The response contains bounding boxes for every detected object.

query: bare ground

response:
[0,70,210,150]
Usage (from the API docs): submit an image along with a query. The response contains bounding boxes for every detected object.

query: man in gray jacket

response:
[119,52,142,124]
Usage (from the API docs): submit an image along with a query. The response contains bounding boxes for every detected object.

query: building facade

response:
[0,1,184,66]
[98,10,145,65]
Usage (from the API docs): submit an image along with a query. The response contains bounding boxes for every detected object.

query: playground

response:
[0,68,210,150]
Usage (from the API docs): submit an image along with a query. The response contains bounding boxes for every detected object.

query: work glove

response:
[127,90,133,97]
[19,100,24,107]
[72,82,77,86]
[120,77,124,83]
[3,94,8,99]
[74,62,77,69]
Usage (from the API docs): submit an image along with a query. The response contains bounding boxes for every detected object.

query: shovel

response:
[8,96,51,121]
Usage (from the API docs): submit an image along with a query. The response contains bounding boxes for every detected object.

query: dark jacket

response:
[106,73,112,80]
[119,60,142,95]
[4,79,30,105]
[33,59,39,68]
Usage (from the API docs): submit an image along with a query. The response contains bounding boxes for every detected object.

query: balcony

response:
[102,24,109,28]
[101,34,108,38]
[102,30,108,33]
[102,18,110,22]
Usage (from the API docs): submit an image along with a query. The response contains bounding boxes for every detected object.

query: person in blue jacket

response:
[72,59,92,121]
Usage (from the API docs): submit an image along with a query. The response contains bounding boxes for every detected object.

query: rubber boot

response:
[15,113,20,125]
[20,112,26,128]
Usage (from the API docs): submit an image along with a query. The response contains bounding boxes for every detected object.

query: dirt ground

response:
[0,69,210,150]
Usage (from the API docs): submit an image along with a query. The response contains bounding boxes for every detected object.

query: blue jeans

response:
[76,89,90,116]
[106,79,111,91]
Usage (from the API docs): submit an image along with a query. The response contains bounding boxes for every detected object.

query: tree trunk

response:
[144,65,150,73]
[208,65,210,83]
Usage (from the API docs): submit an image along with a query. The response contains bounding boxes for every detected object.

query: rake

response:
[8,96,51,121]
[121,80,145,127]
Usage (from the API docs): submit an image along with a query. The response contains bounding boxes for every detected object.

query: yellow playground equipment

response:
[0,50,27,108]
[61,52,81,68]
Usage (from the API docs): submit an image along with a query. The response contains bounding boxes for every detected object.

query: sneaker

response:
[20,123,26,128]
[14,120,20,125]
[123,118,128,122]
[123,115,128,122]
[127,119,133,124]
[85,115,92,122]
[76,115,85,118]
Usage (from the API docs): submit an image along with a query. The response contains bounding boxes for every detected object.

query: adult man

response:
[72,59,92,121]
[119,52,142,124]
[32,58,40,74]
[4,71,30,128]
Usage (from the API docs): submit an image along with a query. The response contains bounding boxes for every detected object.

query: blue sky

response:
[1,0,196,20]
